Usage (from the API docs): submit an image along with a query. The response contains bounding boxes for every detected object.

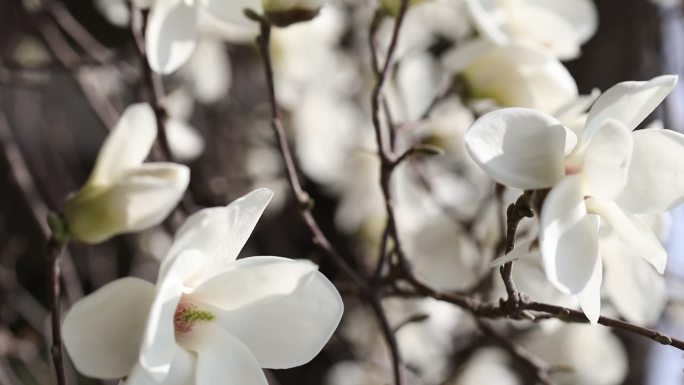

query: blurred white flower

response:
[143,0,326,74]
[63,103,189,244]
[464,0,597,60]
[451,348,520,385]
[62,188,343,383]
[162,89,206,162]
[521,323,627,385]
[466,75,681,322]
[451,42,578,114]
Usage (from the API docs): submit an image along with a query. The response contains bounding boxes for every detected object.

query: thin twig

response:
[251,13,404,385]
[500,192,534,309]
[46,237,67,385]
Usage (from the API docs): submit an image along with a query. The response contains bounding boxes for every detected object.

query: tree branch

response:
[251,13,403,385]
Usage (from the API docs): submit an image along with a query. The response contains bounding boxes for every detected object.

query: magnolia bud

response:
[63,104,190,244]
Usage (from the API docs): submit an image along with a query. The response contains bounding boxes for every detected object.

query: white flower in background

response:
[521,323,627,385]
[464,0,598,60]
[62,189,343,384]
[142,0,325,74]
[466,75,681,322]
[449,42,578,114]
[178,38,232,105]
[63,103,189,244]
[162,89,206,162]
[450,348,520,385]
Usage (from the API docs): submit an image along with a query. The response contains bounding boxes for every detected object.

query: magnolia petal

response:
[140,250,205,381]
[182,324,268,385]
[146,0,198,75]
[465,107,570,189]
[514,4,581,60]
[114,163,189,228]
[602,238,667,325]
[191,256,318,310]
[576,252,603,324]
[526,0,598,43]
[62,278,156,379]
[584,75,678,137]
[579,119,633,200]
[199,0,261,28]
[126,348,195,385]
[586,197,667,273]
[616,128,684,214]
[490,239,537,268]
[88,103,157,185]
[209,258,343,369]
[64,163,189,244]
[160,188,273,284]
[166,119,205,163]
[463,0,509,46]
[540,176,600,294]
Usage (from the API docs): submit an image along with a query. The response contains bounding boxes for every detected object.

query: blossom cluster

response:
[10,0,684,385]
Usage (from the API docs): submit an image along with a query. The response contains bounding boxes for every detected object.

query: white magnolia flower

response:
[62,188,343,384]
[464,0,598,60]
[451,42,578,114]
[143,0,325,74]
[521,323,627,385]
[466,75,682,322]
[63,103,189,244]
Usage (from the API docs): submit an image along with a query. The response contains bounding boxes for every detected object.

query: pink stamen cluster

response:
[174,302,196,334]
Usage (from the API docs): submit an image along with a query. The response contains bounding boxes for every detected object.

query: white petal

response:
[463,0,509,46]
[166,118,205,162]
[88,103,157,185]
[114,163,190,228]
[490,239,537,268]
[465,107,570,189]
[525,0,598,43]
[540,176,600,294]
[140,250,205,381]
[207,257,343,369]
[584,75,678,137]
[577,119,633,200]
[64,163,190,244]
[62,278,156,379]
[146,0,198,75]
[513,4,581,60]
[576,252,603,324]
[602,238,667,325]
[182,324,268,385]
[616,128,684,214]
[586,197,667,273]
[126,348,195,385]
[160,188,273,284]
[191,256,318,311]
[199,0,262,28]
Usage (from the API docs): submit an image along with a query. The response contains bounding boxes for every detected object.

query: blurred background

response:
[1,0,684,384]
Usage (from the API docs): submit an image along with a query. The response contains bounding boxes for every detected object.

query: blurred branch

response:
[46,236,67,385]
[251,11,404,385]
[476,320,556,385]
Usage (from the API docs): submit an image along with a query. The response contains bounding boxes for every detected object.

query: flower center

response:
[173,301,215,334]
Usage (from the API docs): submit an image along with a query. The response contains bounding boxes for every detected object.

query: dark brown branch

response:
[251,13,403,385]
[46,237,67,385]
[500,192,534,309]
